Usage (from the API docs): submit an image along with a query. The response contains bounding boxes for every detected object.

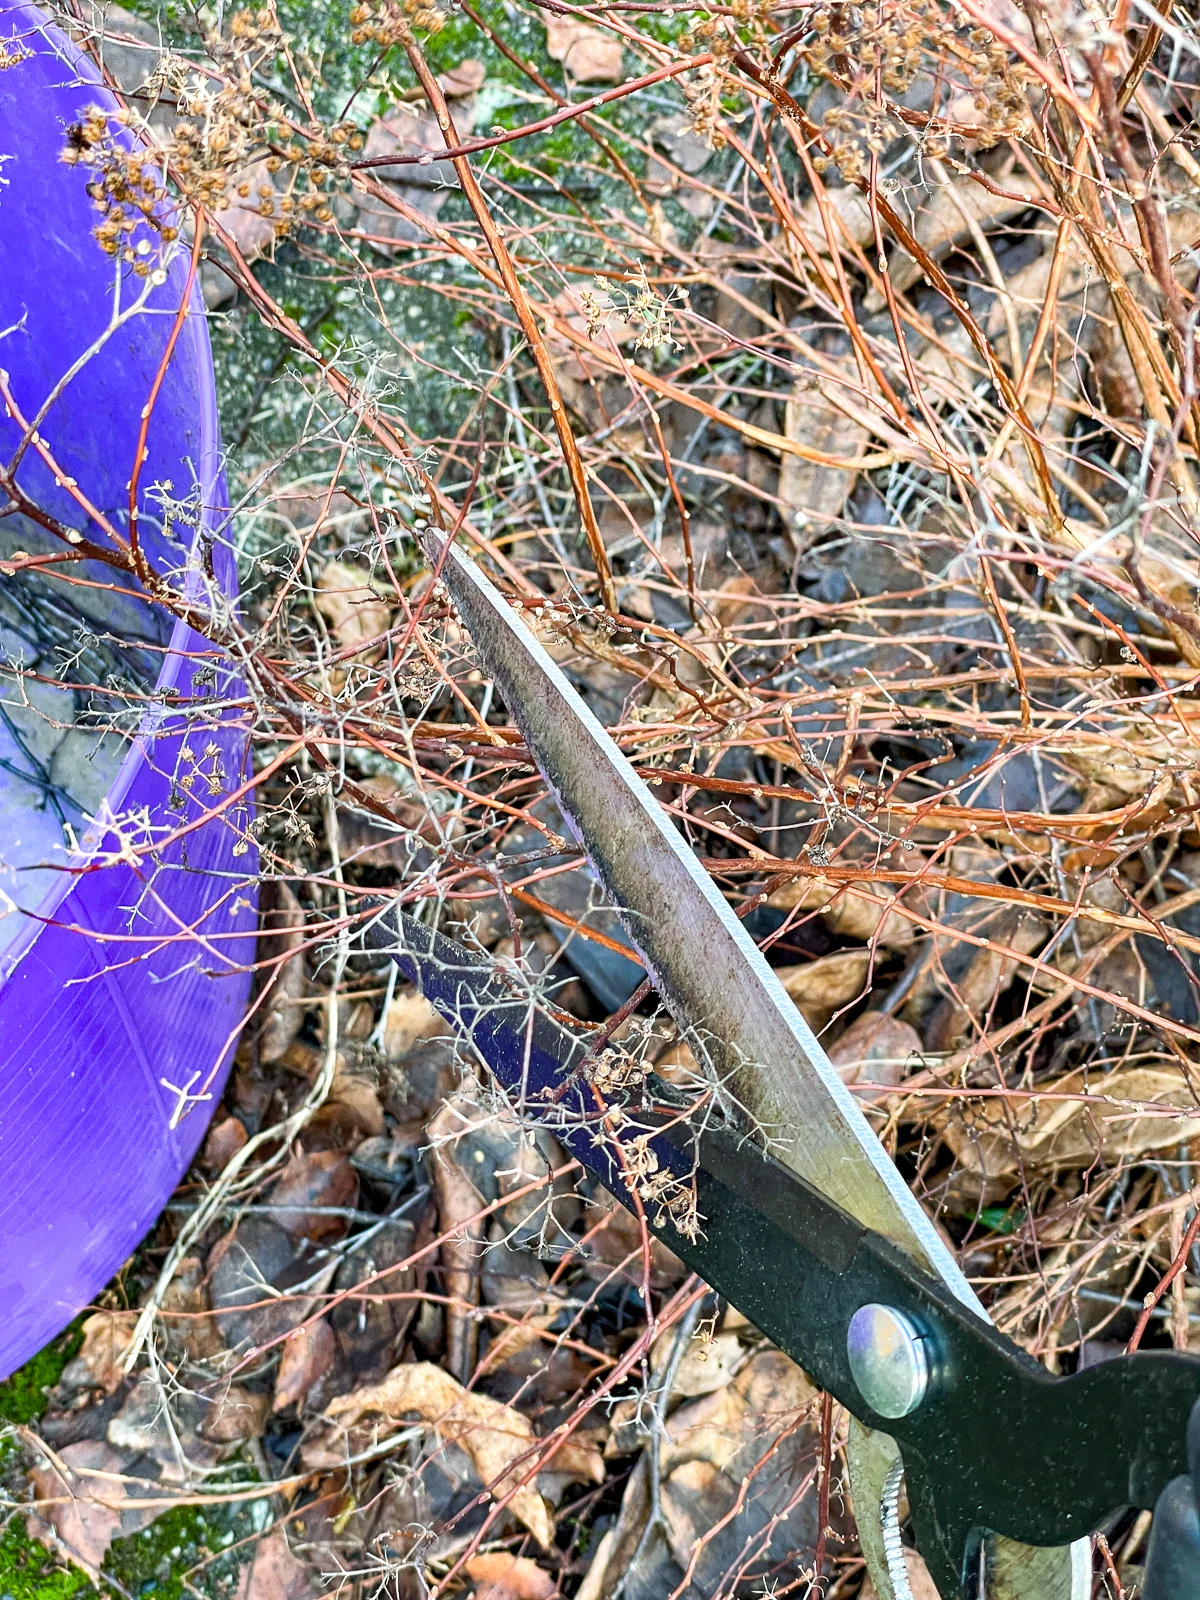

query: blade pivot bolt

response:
[847,1304,930,1419]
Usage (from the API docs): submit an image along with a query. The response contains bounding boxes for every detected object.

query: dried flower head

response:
[60,9,366,260]
[595,265,684,353]
[799,0,1032,178]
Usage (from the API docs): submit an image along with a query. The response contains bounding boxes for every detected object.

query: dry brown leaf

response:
[257,880,308,1066]
[322,1362,603,1546]
[327,1063,385,1138]
[868,169,1042,301]
[658,1353,826,1583]
[361,104,453,176]
[274,1319,337,1412]
[580,1183,687,1288]
[202,1115,249,1173]
[775,949,871,1034]
[590,1351,829,1600]
[794,171,1039,335]
[660,1350,818,1477]
[314,560,392,656]
[913,220,1090,408]
[382,986,450,1061]
[427,1099,489,1382]
[200,1383,270,1444]
[1138,555,1200,669]
[208,1216,329,1352]
[26,1441,156,1580]
[943,1064,1200,1183]
[650,113,713,177]
[336,775,435,873]
[477,1313,599,1409]
[429,1095,580,1378]
[653,1037,702,1086]
[27,1444,122,1578]
[607,1327,745,1454]
[161,1255,224,1362]
[439,57,487,97]
[957,914,1047,1013]
[105,1378,219,1480]
[1060,729,1176,804]
[659,1457,731,1572]
[779,364,869,546]
[58,1311,138,1396]
[466,1553,560,1600]
[235,1529,318,1600]
[923,909,1047,1054]
[475,1310,553,1378]
[221,159,282,262]
[795,182,876,259]
[654,1326,744,1399]
[644,117,712,198]
[353,101,465,248]
[827,1010,922,1099]
[574,1527,617,1600]
[269,1150,359,1242]
[268,1147,358,1231]
[767,874,916,947]
[539,9,623,81]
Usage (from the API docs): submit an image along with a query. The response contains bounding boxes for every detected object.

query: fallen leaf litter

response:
[7,0,1200,1595]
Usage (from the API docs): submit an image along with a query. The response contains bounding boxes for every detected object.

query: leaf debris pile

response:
[7,0,1200,1592]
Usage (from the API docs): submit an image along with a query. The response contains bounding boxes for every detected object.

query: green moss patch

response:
[0,1515,91,1600]
[0,1322,84,1429]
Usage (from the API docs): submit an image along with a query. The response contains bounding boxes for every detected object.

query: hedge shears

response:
[364,535,1200,1600]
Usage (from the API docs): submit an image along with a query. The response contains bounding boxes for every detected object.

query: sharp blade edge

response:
[423,533,980,1310]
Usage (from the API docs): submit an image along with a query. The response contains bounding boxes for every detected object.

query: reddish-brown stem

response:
[127,207,206,582]
[1127,1206,1200,1352]
[403,36,619,611]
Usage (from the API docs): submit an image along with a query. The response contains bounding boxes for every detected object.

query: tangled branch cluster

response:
[11,0,1200,1590]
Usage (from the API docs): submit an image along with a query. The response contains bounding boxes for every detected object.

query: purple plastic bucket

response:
[0,3,257,1375]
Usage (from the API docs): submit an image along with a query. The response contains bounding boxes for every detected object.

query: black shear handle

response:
[1144,1400,1200,1599]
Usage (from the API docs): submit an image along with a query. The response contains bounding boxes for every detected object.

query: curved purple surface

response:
[0,3,258,1375]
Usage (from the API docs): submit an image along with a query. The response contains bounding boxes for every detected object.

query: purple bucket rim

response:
[0,0,231,981]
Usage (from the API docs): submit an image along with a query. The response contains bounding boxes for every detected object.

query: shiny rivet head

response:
[846,1303,930,1420]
